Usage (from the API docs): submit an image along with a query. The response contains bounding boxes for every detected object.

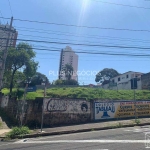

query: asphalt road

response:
[1,126,150,150]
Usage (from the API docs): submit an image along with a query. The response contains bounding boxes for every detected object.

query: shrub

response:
[135,119,140,125]
[115,122,123,128]
[6,126,30,138]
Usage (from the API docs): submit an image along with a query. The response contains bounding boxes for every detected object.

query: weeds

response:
[6,126,30,139]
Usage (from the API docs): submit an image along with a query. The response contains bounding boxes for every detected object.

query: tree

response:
[55,79,78,86]
[29,72,50,86]
[5,43,38,95]
[3,71,26,88]
[95,68,120,84]
[63,64,73,80]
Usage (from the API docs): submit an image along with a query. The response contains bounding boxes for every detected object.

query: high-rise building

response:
[58,46,78,81]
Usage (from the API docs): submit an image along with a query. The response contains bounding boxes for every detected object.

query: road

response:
[0,126,150,150]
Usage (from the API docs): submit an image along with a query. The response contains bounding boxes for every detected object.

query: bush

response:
[6,126,30,138]
[135,119,140,125]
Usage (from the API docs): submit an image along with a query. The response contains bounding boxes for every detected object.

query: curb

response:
[10,122,150,139]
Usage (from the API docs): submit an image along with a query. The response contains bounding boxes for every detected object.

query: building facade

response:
[103,71,143,90]
[0,23,18,51]
[58,46,78,81]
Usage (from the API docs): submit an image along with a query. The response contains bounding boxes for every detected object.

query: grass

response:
[111,122,123,129]
[6,126,30,139]
[0,122,2,128]
[2,87,150,101]
[134,119,141,125]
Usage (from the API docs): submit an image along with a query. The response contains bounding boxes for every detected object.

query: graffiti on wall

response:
[47,99,67,112]
[44,98,90,114]
[95,100,150,120]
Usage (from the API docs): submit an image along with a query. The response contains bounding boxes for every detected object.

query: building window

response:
[118,77,120,81]
[126,75,128,78]
[112,79,114,83]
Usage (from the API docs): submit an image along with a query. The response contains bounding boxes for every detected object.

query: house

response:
[102,71,143,90]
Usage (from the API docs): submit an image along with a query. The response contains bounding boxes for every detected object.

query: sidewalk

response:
[20,118,150,138]
[0,129,11,137]
[1,118,150,139]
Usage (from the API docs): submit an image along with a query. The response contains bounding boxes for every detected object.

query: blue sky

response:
[0,0,150,85]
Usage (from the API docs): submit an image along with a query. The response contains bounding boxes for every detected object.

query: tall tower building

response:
[59,46,78,81]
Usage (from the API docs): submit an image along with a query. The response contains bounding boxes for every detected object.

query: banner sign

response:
[94,100,150,120]
[26,86,36,92]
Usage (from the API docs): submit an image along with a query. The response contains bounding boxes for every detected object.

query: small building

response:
[102,71,143,90]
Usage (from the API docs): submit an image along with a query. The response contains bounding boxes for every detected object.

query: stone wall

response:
[23,98,91,127]
[0,96,19,127]
[42,98,91,126]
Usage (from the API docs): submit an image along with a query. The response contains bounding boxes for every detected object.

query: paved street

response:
[0,126,150,150]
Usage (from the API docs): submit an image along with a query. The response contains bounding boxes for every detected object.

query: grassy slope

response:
[2,87,150,101]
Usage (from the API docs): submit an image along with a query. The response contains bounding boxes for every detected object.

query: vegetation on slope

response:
[2,87,150,101]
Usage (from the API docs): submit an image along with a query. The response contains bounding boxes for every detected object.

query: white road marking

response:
[93,149,108,150]
[124,128,150,133]
[15,139,148,144]
[0,143,15,147]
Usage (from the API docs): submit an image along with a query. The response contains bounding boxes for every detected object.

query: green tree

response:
[63,64,73,80]
[5,43,38,96]
[30,72,50,86]
[3,71,26,88]
[55,79,78,86]
[54,79,64,85]
[95,68,120,83]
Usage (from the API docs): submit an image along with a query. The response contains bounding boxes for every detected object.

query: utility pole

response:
[41,80,46,132]
[132,75,136,120]
[0,17,13,90]
[134,77,136,120]
[20,82,28,127]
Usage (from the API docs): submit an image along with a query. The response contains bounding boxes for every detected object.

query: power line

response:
[19,34,150,50]
[36,57,150,61]
[1,16,150,33]
[90,0,150,10]
[0,10,5,24]
[2,37,150,50]
[16,26,150,43]
[32,44,150,54]
[35,52,150,58]
[2,44,150,57]
[18,31,150,45]
[3,44,150,56]
[8,0,13,16]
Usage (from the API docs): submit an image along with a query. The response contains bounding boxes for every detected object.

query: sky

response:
[0,0,150,85]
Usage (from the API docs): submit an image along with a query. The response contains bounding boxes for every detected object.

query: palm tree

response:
[63,64,73,80]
